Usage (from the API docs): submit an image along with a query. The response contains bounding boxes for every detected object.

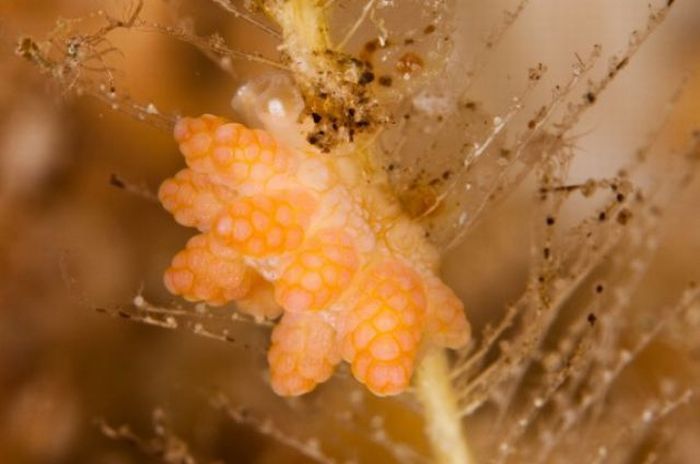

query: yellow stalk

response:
[416,348,475,464]
[265,3,473,462]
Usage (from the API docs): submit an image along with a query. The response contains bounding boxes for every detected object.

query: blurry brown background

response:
[1,1,700,463]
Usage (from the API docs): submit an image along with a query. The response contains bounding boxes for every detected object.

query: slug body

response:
[159,111,470,397]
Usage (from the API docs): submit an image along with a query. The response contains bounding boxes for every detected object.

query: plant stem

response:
[264,0,330,58]
[263,4,473,461]
[416,348,475,464]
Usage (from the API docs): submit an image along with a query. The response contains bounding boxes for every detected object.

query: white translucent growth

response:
[231,72,307,148]
[412,90,452,116]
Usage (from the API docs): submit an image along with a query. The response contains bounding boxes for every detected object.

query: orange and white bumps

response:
[159,113,470,396]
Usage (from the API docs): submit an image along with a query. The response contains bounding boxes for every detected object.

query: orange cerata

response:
[159,112,470,397]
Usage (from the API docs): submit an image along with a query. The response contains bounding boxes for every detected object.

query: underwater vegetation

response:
[2,0,700,462]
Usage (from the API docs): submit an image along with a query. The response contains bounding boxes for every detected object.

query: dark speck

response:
[359,71,375,85]
[587,313,597,326]
[615,57,629,71]
[378,75,393,87]
[617,208,632,225]
[109,174,125,189]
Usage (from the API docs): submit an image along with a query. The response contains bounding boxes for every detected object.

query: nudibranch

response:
[159,89,470,397]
